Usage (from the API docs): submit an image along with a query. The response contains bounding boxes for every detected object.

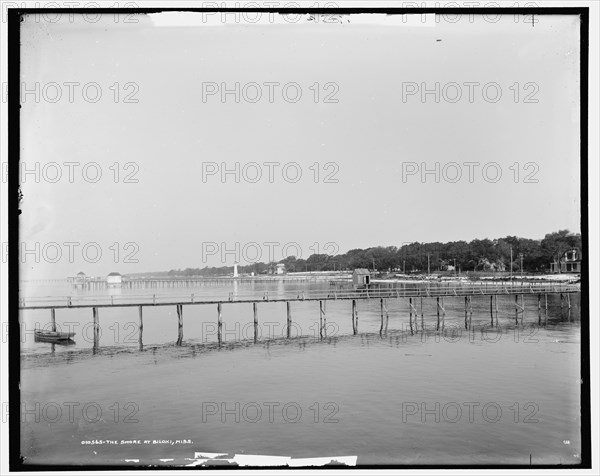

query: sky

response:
[17,12,581,279]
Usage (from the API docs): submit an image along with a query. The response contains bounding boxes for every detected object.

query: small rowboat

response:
[34,330,76,342]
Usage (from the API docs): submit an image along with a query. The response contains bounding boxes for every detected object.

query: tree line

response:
[168,230,582,277]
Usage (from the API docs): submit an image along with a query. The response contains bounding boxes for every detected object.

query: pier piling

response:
[319,301,323,338]
[253,302,258,343]
[409,297,413,334]
[217,303,222,345]
[380,298,384,335]
[177,304,183,346]
[138,305,143,350]
[92,307,99,350]
[286,301,292,339]
[319,301,326,338]
[468,296,471,329]
[50,308,56,332]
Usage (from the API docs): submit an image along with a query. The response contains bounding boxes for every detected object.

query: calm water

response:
[19,281,582,466]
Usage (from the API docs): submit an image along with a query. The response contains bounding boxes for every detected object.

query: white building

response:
[106,272,122,286]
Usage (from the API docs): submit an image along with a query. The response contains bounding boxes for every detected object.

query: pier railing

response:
[18,282,580,310]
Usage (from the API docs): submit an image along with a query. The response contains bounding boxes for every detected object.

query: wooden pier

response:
[20,282,580,351]
[59,274,347,291]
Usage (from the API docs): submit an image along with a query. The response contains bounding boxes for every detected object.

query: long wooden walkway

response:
[19,282,580,349]
[19,282,579,310]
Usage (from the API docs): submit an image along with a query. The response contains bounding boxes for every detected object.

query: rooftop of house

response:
[353,268,370,274]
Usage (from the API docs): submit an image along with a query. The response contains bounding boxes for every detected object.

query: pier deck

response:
[19,282,580,310]
[19,282,581,348]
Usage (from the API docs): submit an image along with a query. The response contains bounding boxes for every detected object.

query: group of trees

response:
[168,230,582,276]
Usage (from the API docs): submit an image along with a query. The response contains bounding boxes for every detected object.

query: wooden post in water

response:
[537,294,541,325]
[380,298,384,335]
[464,296,468,330]
[490,295,494,327]
[253,302,258,343]
[92,307,99,350]
[468,296,471,329]
[436,297,440,331]
[352,299,357,335]
[321,301,327,338]
[544,293,548,326]
[521,294,525,325]
[319,301,324,339]
[50,308,56,332]
[217,303,223,345]
[515,294,519,325]
[177,304,183,346]
[138,306,144,350]
[420,296,424,331]
[409,297,413,333]
[286,301,292,339]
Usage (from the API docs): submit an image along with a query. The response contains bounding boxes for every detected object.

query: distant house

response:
[439,260,455,271]
[490,261,506,272]
[276,263,286,275]
[352,268,371,287]
[550,249,582,273]
[106,272,122,285]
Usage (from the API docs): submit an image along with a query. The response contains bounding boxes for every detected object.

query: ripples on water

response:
[19,282,582,466]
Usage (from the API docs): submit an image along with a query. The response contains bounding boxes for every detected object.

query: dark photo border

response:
[7,5,590,471]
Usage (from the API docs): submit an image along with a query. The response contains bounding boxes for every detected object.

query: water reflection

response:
[22,319,581,371]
